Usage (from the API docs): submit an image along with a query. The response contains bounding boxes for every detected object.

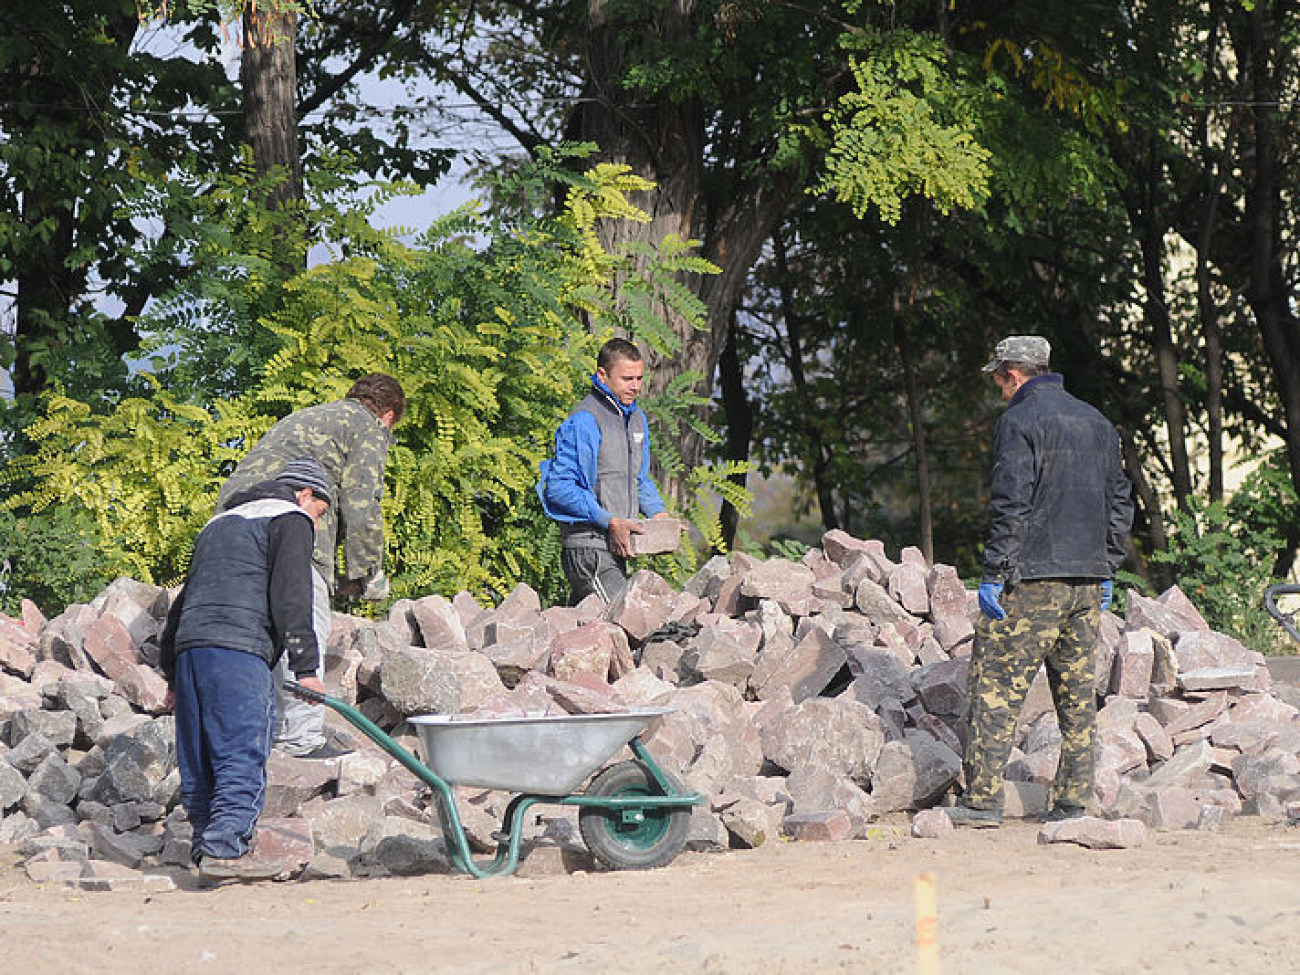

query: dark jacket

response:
[160,480,320,682]
[982,374,1134,585]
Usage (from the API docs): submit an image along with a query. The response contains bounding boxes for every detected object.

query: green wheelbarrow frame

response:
[285,682,704,878]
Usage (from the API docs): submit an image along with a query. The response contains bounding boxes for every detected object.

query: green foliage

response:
[0,1,452,447]
[643,369,722,482]
[0,0,235,427]
[1148,496,1285,653]
[812,32,993,224]
[636,459,754,585]
[2,155,726,606]
[137,1,313,24]
[0,507,114,617]
[3,377,261,587]
[1225,452,1300,570]
[767,537,812,563]
[982,38,1125,133]
[123,151,336,400]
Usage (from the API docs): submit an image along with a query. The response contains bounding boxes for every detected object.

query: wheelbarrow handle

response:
[1264,583,1300,643]
[284,679,327,705]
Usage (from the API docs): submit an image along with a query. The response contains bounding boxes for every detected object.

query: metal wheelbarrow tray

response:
[286,682,703,877]
[407,709,675,795]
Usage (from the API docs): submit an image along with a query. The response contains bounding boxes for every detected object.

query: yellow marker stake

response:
[915,872,939,975]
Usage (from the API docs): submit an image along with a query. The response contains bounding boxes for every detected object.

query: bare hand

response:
[294,675,326,704]
[607,517,643,558]
[162,689,175,713]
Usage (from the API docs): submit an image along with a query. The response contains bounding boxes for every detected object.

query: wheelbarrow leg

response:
[427,786,542,878]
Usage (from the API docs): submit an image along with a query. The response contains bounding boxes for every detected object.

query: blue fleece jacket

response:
[537,374,667,529]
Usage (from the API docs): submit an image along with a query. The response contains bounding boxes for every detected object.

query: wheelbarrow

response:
[285,682,704,877]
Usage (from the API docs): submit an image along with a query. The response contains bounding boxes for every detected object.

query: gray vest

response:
[560,391,648,550]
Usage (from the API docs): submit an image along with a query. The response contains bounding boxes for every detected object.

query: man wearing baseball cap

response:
[947,335,1134,827]
[160,461,331,880]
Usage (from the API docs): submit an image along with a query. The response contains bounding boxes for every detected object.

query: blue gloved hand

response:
[1100,579,1113,612]
[978,582,1006,621]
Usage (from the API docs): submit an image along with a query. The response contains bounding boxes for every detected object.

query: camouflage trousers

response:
[964,579,1102,811]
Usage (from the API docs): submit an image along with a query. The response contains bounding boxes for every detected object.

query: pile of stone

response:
[2,529,1298,888]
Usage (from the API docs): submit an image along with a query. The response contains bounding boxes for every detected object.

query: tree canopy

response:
[4,0,1300,648]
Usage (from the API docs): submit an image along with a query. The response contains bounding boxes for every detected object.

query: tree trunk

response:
[573,1,798,505]
[242,5,302,217]
[893,308,933,563]
[1129,143,1194,511]
[1120,430,1167,589]
[1196,189,1225,503]
[773,234,840,533]
[716,307,752,551]
[1241,4,1300,508]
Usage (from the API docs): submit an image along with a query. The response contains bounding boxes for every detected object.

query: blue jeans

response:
[173,646,275,861]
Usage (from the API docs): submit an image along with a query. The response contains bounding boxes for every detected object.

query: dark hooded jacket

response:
[160,480,319,682]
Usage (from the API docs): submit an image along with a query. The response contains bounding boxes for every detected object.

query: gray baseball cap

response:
[982,335,1051,373]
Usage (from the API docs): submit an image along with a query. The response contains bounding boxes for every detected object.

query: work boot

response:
[1042,803,1086,823]
[942,804,1003,828]
[197,853,283,883]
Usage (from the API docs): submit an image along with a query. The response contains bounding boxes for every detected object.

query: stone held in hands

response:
[630,518,684,556]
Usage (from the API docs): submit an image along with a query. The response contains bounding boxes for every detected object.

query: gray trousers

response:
[561,546,628,606]
[274,567,331,754]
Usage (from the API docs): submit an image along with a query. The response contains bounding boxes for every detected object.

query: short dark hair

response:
[597,337,643,372]
[347,373,406,422]
[995,361,1048,380]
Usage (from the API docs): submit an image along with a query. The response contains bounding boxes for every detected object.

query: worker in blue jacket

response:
[538,337,674,604]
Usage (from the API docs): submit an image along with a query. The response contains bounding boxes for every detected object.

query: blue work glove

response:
[978,582,1006,621]
[1100,579,1113,612]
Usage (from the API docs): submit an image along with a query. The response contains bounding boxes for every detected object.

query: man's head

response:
[347,373,407,429]
[276,458,333,524]
[595,337,644,407]
[983,335,1050,401]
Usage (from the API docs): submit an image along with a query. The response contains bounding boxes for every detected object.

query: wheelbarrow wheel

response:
[579,760,690,871]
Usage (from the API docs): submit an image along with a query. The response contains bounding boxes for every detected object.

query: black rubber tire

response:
[578,760,691,871]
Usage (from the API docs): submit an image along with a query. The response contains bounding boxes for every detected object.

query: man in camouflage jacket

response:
[946,336,1133,828]
[217,374,406,758]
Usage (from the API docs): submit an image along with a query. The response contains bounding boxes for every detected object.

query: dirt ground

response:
[3,815,1299,974]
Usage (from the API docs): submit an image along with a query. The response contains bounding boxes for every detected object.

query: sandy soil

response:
[3,815,1299,974]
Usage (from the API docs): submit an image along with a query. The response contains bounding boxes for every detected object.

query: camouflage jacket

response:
[217,398,393,590]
